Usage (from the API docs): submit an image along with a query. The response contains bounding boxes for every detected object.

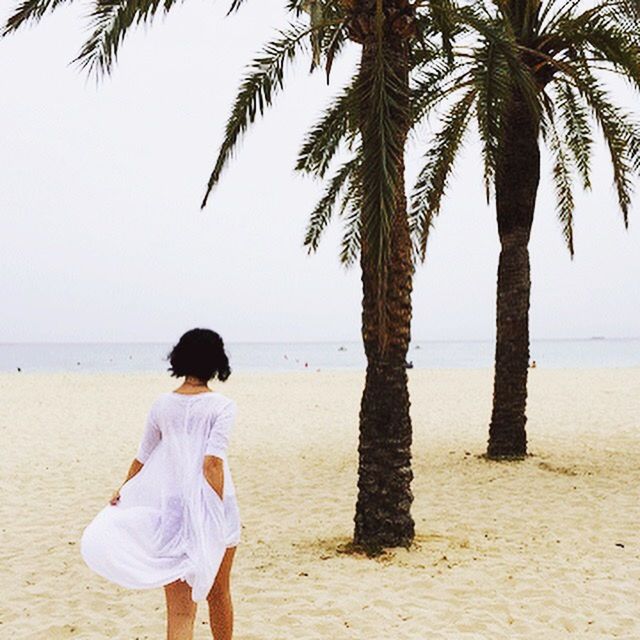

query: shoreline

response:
[2,339,639,374]
[2,363,640,376]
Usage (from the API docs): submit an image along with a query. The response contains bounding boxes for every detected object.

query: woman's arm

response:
[203,455,224,500]
[110,458,144,505]
[201,400,235,501]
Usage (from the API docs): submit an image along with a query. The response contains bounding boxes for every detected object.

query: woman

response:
[80,328,241,640]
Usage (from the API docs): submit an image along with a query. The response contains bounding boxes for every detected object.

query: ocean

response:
[0,339,638,373]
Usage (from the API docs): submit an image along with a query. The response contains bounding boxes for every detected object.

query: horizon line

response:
[1,336,638,345]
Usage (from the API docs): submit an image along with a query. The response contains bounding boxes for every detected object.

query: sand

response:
[0,368,638,639]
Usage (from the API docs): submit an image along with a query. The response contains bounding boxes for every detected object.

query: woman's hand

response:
[109,458,144,506]
[203,455,224,500]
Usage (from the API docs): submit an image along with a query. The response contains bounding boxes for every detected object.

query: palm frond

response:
[322,18,347,82]
[551,5,640,90]
[3,0,70,35]
[339,191,361,267]
[73,0,182,76]
[423,0,460,63]
[458,5,542,124]
[542,106,576,256]
[538,0,578,32]
[410,55,468,124]
[609,0,640,29]
[301,0,325,70]
[303,152,360,253]
[227,0,249,14]
[409,89,475,262]
[472,38,511,202]
[356,45,409,273]
[296,78,357,178]
[555,81,592,189]
[567,67,638,226]
[201,22,311,208]
[539,0,583,34]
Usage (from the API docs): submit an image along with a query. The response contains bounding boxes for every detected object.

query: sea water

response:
[0,339,638,373]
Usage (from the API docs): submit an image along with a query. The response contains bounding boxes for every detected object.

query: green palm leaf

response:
[542,106,576,256]
[357,45,408,273]
[555,82,592,189]
[567,67,638,225]
[304,152,360,253]
[201,22,312,207]
[472,39,511,201]
[410,88,475,261]
[3,0,70,35]
[73,0,183,76]
[339,193,361,267]
[296,78,357,178]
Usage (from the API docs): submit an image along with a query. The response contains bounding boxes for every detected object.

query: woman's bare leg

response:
[207,546,236,640]
[164,578,197,640]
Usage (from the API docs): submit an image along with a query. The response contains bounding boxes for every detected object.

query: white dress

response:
[80,391,241,603]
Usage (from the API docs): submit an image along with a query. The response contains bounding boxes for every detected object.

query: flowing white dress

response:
[80,391,241,603]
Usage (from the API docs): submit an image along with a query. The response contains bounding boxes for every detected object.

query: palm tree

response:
[3,0,460,550]
[409,0,640,459]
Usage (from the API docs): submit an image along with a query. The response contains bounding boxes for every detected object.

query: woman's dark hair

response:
[167,328,231,382]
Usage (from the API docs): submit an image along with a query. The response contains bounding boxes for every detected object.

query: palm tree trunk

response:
[352,8,415,550]
[488,93,540,459]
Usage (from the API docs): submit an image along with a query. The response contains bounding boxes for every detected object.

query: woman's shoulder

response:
[209,392,236,412]
[149,391,173,413]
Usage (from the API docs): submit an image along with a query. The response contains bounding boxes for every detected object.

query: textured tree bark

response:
[488,93,540,459]
[352,6,415,550]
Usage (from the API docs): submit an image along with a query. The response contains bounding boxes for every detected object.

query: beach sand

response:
[0,368,638,639]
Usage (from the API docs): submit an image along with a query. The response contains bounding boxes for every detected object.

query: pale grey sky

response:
[0,1,638,343]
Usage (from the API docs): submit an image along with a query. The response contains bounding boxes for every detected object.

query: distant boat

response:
[590,336,606,340]
[405,360,414,369]
[338,346,347,352]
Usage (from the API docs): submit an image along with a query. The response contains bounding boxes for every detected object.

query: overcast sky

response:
[0,1,638,343]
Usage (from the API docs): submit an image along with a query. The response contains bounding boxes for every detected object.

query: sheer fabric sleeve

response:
[204,400,236,458]
[135,402,162,464]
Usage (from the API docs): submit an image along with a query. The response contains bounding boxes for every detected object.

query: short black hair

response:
[167,328,231,382]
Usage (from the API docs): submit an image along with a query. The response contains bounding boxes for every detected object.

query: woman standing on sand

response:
[80,328,241,640]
